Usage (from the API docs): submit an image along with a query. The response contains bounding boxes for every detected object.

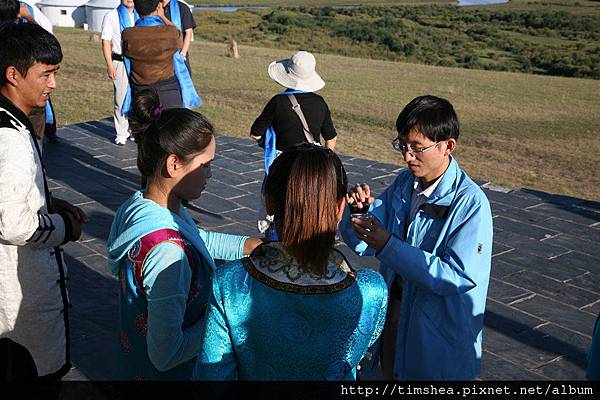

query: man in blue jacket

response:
[340,95,493,380]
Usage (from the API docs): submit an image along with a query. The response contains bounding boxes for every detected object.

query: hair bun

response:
[129,89,162,142]
[151,104,165,118]
[131,89,162,122]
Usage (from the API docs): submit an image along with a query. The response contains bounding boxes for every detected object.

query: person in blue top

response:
[193,144,388,380]
[121,0,200,115]
[340,95,493,380]
[106,89,261,380]
[588,313,600,380]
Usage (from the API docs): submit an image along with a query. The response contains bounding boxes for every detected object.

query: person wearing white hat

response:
[250,51,337,152]
[250,51,338,238]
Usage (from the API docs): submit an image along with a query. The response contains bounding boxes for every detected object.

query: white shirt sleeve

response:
[101,10,115,41]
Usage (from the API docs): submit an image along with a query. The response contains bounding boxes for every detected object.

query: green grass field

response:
[192,3,600,79]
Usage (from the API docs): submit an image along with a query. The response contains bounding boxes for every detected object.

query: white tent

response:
[36,0,87,27]
[85,0,118,32]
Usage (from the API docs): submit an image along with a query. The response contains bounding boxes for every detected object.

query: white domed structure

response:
[36,0,88,27]
[85,0,118,32]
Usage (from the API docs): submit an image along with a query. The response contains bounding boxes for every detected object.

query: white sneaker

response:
[114,137,127,146]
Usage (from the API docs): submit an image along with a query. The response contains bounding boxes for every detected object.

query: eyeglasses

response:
[391,138,440,156]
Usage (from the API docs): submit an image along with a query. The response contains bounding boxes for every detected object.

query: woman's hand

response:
[51,197,89,224]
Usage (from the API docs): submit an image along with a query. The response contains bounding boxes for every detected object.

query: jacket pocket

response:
[415,292,473,346]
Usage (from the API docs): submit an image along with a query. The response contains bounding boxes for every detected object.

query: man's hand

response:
[62,210,83,242]
[352,216,390,251]
[346,183,375,210]
[52,197,88,243]
[51,197,89,224]
[107,65,117,80]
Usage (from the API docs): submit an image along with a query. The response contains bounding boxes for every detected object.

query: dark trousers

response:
[380,276,402,380]
[131,77,182,109]
[0,338,62,399]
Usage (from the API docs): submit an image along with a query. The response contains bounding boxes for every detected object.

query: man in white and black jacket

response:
[0,23,87,383]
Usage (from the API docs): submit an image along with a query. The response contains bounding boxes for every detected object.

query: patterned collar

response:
[243,242,356,295]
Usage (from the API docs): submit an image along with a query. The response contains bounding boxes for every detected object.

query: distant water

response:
[192,6,271,12]
[458,0,509,5]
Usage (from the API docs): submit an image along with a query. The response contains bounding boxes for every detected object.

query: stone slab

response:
[511,295,597,336]
[41,120,600,380]
[502,270,600,309]
[494,250,587,282]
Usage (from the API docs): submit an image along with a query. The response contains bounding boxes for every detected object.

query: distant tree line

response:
[255,5,600,79]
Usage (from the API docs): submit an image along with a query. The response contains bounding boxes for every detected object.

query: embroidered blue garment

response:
[121,16,201,115]
[192,243,388,380]
[107,191,247,380]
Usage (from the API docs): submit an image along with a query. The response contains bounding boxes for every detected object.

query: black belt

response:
[112,52,124,62]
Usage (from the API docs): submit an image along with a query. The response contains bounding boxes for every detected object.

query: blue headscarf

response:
[121,15,201,114]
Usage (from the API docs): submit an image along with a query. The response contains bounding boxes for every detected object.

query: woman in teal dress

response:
[193,144,388,380]
[106,89,261,380]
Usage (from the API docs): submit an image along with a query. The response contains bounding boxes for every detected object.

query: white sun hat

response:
[267,51,325,92]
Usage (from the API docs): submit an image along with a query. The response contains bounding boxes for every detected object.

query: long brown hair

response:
[265,144,347,275]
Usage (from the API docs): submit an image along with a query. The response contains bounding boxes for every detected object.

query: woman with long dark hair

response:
[193,144,387,380]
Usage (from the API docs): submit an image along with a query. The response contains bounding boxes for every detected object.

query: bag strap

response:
[129,228,197,298]
[287,94,315,144]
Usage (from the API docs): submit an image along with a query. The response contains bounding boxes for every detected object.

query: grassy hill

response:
[54,27,600,200]
[192,3,600,79]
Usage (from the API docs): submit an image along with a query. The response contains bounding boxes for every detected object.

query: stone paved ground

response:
[44,118,600,381]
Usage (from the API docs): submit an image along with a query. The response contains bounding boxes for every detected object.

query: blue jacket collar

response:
[398,156,459,207]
